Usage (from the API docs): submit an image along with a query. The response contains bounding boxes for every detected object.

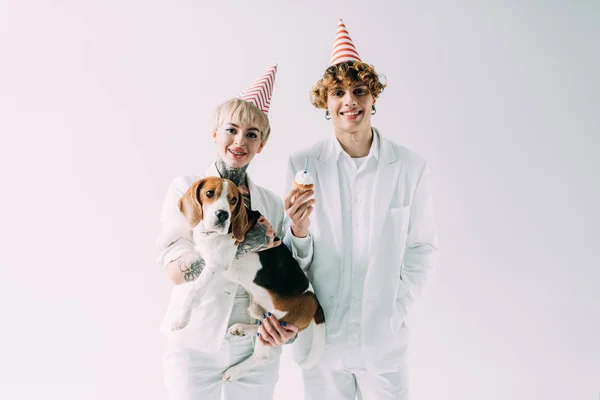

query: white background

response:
[1,1,598,399]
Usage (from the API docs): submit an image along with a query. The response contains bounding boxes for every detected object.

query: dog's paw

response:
[226,323,258,337]
[223,365,244,382]
[227,323,246,337]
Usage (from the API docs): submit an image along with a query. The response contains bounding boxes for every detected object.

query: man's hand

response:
[284,188,315,238]
[257,312,299,347]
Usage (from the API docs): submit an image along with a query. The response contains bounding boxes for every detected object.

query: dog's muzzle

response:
[215,210,229,223]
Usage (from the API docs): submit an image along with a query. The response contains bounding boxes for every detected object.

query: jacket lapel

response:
[245,174,265,213]
[368,132,402,254]
[314,138,344,254]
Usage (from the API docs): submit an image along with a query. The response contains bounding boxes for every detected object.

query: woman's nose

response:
[234,134,245,146]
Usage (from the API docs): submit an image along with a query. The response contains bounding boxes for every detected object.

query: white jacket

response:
[284,129,440,373]
[157,162,313,354]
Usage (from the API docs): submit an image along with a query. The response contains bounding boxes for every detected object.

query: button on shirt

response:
[327,133,380,353]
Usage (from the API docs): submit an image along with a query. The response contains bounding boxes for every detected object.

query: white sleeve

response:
[282,154,314,272]
[156,176,196,267]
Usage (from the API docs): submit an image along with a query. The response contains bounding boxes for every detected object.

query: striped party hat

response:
[329,19,362,66]
[237,64,278,114]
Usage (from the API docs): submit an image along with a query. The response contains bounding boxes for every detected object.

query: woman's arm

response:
[157,176,200,284]
[165,252,205,285]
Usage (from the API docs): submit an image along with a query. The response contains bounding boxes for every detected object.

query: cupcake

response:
[294,157,314,195]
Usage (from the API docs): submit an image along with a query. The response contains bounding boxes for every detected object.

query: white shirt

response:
[327,132,380,352]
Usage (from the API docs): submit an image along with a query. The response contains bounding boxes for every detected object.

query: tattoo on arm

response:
[174,253,206,282]
[235,217,280,259]
[184,257,205,282]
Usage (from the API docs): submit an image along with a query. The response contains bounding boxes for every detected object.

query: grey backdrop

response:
[1,1,598,399]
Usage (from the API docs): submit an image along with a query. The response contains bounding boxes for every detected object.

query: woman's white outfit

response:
[157,162,313,400]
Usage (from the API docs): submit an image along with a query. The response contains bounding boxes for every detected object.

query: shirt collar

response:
[333,128,380,161]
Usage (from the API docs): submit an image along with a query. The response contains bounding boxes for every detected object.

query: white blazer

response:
[284,129,439,373]
[156,162,312,354]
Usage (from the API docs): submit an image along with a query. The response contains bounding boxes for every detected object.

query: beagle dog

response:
[171,176,326,381]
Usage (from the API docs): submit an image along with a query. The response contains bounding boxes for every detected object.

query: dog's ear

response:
[178,179,204,227]
[231,186,249,245]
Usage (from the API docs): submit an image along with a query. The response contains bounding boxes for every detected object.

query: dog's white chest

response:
[194,233,238,268]
[224,252,263,284]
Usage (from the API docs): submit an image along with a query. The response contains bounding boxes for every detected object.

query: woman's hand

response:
[257,312,298,347]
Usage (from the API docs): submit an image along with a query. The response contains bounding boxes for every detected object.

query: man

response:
[284,19,440,399]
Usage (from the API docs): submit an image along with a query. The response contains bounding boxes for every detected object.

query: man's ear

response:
[178,179,204,227]
[231,188,249,244]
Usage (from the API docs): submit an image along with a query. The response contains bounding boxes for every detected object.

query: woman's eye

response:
[225,128,236,134]
[247,133,257,139]
[230,197,237,205]
[206,190,214,198]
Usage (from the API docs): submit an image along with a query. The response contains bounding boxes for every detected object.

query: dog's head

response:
[178,177,248,243]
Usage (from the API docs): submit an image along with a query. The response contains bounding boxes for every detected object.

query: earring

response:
[325,110,331,120]
[371,105,376,115]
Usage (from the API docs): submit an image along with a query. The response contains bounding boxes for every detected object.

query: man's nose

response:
[215,210,229,222]
[344,93,356,106]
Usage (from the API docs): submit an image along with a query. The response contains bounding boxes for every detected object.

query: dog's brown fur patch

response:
[313,302,325,325]
[271,291,323,332]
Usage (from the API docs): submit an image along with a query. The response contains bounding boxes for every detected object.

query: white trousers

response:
[163,292,281,399]
[302,347,409,400]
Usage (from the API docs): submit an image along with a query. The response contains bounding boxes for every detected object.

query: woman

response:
[157,65,315,399]
[284,20,440,399]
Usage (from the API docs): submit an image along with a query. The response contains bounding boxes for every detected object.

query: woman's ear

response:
[212,131,217,143]
[178,179,204,227]
[256,140,266,154]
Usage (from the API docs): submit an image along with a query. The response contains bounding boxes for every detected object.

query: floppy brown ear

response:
[231,187,248,244]
[178,179,204,227]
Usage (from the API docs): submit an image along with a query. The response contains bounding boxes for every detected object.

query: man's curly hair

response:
[310,61,386,109]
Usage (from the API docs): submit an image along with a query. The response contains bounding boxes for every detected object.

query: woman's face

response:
[326,82,375,133]
[212,119,265,168]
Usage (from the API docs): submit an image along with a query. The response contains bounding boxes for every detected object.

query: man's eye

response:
[230,197,237,205]
[332,91,343,97]
[206,190,214,198]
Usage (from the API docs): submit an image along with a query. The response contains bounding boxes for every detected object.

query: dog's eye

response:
[205,190,214,198]
[230,197,237,205]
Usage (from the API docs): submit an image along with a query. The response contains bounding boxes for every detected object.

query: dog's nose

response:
[215,210,229,223]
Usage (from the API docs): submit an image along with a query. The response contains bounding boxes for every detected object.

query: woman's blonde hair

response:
[213,98,271,143]
[310,61,386,109]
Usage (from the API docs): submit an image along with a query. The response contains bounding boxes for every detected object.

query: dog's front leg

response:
[171,287,202,331]
[171,266,225,331]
